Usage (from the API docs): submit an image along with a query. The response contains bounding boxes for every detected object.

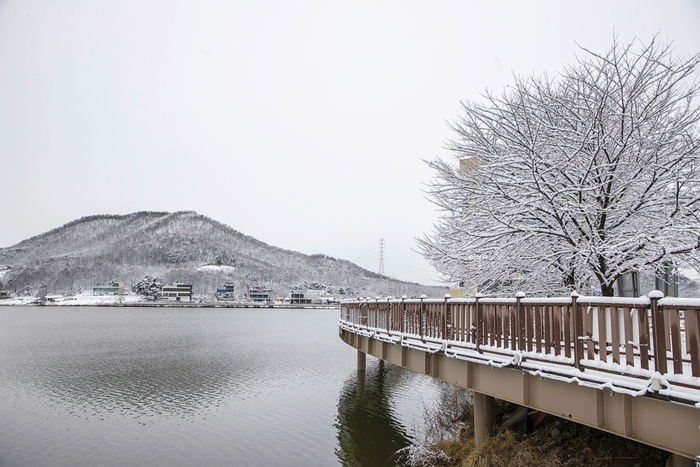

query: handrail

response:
[340,292,700,388]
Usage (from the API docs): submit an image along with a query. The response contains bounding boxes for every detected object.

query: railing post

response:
[387,296,393,334]
[475,293,484,353]
[363,299,369,327]
[443,293,451,340]
[571,291,582,370]
[374,297,378,329]
[649,290,667,374]
[401,295,406,334]
[689,308,700,377]
[420,294,427,340]
[515,292,525,352]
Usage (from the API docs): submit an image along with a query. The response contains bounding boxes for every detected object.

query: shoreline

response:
[0,298,340,310]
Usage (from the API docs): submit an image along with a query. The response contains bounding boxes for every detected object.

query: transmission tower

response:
[378,238,385,276]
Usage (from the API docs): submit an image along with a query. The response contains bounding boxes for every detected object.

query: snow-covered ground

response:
[196,265,236,273]
[0,293,147,306]
[0,293,337,307]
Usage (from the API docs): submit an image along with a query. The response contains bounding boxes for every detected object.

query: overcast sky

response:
[1,1,699,285]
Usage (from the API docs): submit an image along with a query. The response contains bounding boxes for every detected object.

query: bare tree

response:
[420,37,700,296]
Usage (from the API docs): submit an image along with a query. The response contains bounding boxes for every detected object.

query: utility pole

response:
[378,238,385,276]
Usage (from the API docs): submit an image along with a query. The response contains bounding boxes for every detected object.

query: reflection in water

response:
[0,307,442,467]
[335,360,413,467]
[1,308,273,421]
[29,342,244,420]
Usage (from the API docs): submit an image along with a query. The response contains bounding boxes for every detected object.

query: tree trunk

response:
[601,283,615,297]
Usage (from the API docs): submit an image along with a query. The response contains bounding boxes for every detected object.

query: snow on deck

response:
[340,318,700,407]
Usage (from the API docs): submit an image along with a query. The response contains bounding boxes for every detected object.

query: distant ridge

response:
[0,211,446,300]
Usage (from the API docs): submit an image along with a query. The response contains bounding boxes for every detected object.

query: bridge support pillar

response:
[357,350,366,372]
[671,453,696,467]
[474,392,496,445]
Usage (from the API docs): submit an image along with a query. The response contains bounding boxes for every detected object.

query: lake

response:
[0,306,448,467]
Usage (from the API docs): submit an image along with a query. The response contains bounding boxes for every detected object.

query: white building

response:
[161,283,193,302]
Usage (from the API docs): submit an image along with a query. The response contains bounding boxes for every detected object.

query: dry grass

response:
[409,399,671,467]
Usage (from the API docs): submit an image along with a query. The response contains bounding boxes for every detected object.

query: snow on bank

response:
[0,293,146,306]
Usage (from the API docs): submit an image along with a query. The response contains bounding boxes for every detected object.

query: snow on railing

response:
[340,292,700,388]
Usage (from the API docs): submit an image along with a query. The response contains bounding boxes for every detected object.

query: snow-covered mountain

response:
[0,211,447,300]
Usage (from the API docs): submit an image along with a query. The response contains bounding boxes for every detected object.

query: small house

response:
[162,283,193,302]
[248,285,271,302]
[216,283,235,301]
[93,281,124,295]
[290,292,311,304]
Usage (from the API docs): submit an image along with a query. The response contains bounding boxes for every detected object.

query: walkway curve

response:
[339,294,700,463]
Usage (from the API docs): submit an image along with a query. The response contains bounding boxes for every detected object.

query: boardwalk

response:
[339,293,700,464]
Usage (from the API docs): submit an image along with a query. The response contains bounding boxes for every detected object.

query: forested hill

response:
[0,211,446,299]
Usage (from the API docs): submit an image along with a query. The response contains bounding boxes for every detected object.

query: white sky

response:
[1,0,699,285]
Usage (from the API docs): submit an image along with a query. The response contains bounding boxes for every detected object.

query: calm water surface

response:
[0,307,445,467]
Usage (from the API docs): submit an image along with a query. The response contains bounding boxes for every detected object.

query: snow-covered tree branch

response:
[419,37,700,296]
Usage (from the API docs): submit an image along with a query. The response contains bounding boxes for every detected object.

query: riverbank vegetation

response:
[399,387,670,467]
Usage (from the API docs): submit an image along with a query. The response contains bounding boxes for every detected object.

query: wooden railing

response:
[340,292,700,384]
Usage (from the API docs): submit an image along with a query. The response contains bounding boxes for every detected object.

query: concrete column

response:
[356,369,366,396]
[474,392,496,446]
[357,350,366,372]
[671,453,696,467]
